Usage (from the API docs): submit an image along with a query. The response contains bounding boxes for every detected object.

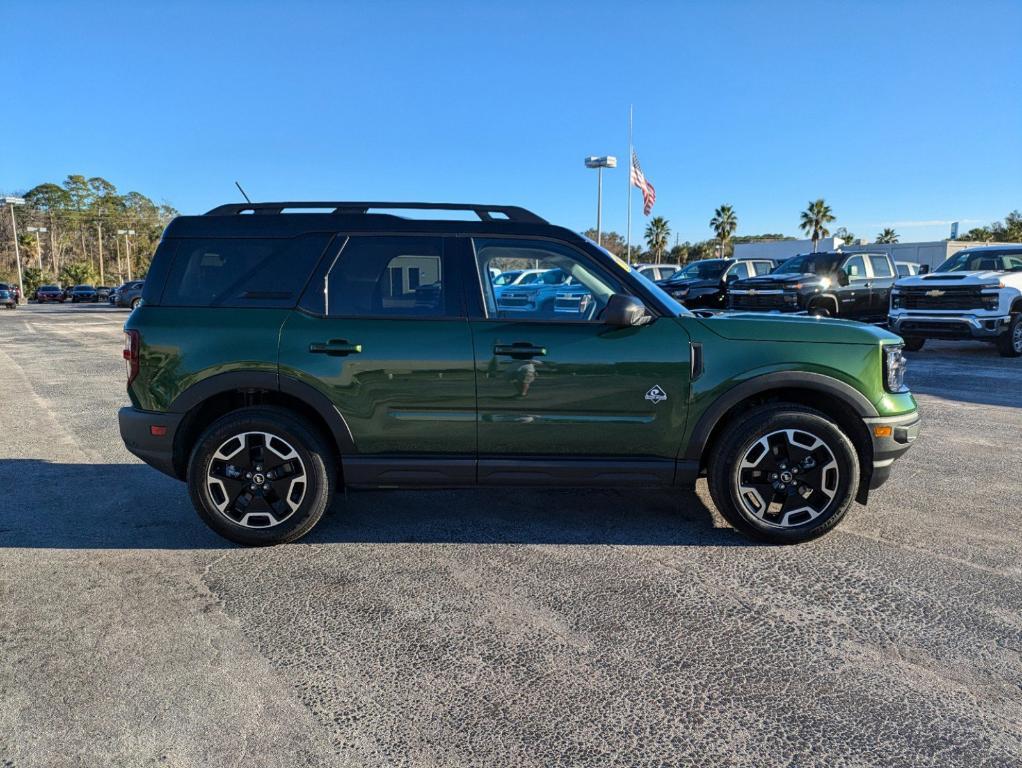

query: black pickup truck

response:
[729,251,897,323]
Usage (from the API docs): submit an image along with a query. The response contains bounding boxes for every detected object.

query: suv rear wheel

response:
[187,406,336,545]
[996,314,1022,358]
[708,404,860,543]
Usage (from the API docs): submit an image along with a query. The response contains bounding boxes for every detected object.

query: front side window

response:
[842,255,867,280]
[323,236,456,318]
[473,238,625,322]
[753,261,773,275]
[868,255,894,278]
[727,262,752,280]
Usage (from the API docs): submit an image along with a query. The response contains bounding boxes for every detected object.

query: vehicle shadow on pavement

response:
[0,461,753,549]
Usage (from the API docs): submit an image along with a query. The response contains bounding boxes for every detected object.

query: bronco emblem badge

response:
[645,385,668,404]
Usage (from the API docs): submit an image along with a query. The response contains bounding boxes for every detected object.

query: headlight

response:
[884,344,908,393]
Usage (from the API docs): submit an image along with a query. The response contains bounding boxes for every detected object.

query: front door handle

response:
[494,342,547,359]
[309,340,363,356]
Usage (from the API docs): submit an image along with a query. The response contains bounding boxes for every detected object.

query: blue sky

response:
[2,0,1019,244]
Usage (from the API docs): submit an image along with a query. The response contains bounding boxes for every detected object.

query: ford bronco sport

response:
[119,202,920,546]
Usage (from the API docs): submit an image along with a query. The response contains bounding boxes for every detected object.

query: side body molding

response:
[683,371,879,462]
[168,371,356,454]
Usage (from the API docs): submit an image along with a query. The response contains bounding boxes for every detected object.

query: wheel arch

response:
[168,372,354,479]
[808,293,839,315]
[686,373,876,501]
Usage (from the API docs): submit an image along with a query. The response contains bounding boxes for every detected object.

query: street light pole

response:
[4,196,26,301]
[584,156,617,247]
[27,226,47,271]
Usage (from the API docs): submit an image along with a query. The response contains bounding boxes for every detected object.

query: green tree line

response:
[0,175,177,295]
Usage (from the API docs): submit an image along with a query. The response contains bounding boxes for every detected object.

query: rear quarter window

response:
[158,235,331,308]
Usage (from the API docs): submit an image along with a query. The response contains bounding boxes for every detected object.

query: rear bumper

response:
[888,312,1010,339]
[863,412,920,490]
[118,407,184,479]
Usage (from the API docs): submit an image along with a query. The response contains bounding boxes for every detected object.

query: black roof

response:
[164,200,579,241]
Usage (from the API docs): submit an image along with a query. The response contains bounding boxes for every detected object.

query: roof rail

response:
[204,201,547,224]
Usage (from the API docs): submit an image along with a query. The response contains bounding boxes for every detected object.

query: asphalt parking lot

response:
[1,303,1020,767]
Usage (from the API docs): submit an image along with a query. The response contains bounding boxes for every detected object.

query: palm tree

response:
[799,199,836,252]
[709,204,738,257]
[876,227,899,244]
[644,217,670,261]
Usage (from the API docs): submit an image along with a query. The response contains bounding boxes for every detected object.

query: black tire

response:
[708,404,860,544]
[130,297,141,310]
[187,406,336,546]
[996,314,1022,358]
[808,301,833,318]
[902,336,925,352]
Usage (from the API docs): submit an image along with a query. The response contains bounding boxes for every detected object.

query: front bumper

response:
[119,407,184,479]
[888,312,1011,340]
[863,411,920,490]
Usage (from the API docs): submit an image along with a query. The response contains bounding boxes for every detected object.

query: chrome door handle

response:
[494,342,547,359]
[309,340,362,356]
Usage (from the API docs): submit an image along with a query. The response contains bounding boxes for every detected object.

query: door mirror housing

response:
[835,268,850,287]
[919,264,930,275]
[724,272,739,284]
[603,294,649,327]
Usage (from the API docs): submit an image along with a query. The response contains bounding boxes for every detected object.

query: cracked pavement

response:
[1,304,1020,766]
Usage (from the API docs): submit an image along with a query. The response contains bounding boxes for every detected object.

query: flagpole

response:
[626,104,633,261]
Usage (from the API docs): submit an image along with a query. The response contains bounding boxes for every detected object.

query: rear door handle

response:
[309,340,362,356]
[494,342,547,359]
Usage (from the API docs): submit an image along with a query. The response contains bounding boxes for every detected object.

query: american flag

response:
[630,150,656,216]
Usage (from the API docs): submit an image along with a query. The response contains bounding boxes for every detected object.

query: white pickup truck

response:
[888,245,1022,357]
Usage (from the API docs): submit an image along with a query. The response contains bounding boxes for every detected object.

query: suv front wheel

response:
[708,404,860,543]
[187,407,336,545]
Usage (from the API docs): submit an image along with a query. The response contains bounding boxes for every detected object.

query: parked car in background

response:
[110,280,145,308]
[632,263,678,282]
[35,284,65,303]
[96,286,113,301]
[889,244,1022,356]
[0,283,20,304]
[729,251,897,322]
[70,285,99,303]
[657,258,775,309]
[0,287,16,309]
[62,286,75,301]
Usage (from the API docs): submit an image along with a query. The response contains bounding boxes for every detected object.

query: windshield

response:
[935,249,1022,273]
[670,260,727,281]
[773,254,842,275]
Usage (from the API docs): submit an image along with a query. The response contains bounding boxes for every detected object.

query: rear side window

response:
[319,235,458,318]
[869,255,894,278]
[160,235,330,307]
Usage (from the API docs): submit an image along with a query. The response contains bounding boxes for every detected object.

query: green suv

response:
[119,202,920,545]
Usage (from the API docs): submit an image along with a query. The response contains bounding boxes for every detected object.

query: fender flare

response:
[683,371,878,462]
[169,371,356,454]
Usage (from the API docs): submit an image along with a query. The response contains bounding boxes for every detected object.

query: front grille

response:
[898,286,985,310]
[731,293,787,310]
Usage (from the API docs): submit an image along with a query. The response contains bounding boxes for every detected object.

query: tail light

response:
[123,330,140,385]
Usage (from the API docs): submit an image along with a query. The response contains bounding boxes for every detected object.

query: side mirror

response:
[836,269,850,287]
[603,294,649,327]
[919,265,930,275]
[724,273,739,284]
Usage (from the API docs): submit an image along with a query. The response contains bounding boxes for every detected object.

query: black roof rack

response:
[204,201,547,224]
